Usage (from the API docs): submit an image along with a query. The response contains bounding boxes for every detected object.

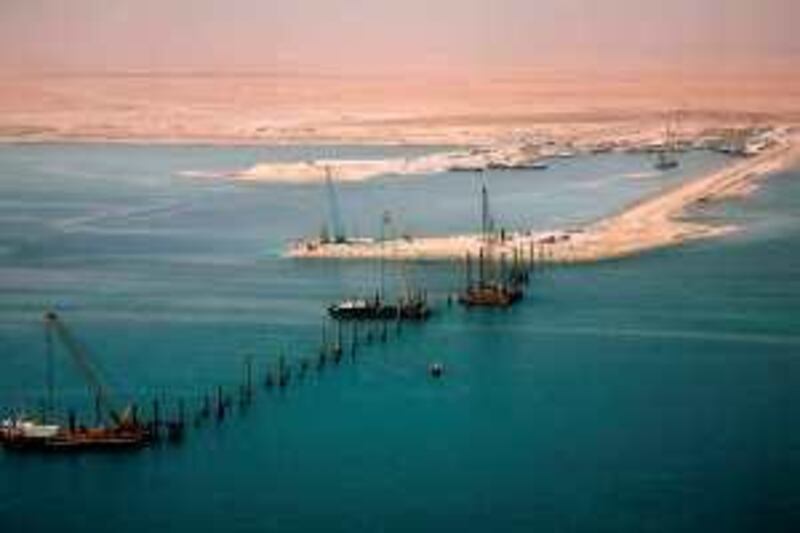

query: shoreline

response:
[288,135,798,264]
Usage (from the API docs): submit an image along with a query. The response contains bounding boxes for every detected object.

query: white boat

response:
[1,417,60,440]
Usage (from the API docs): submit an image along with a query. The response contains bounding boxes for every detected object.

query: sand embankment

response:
[564,137,798,262]
[230,152,476,183]
[288,135,798,263]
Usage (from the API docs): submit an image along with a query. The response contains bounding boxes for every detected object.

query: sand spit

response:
[232,152,466,183]
[288,134,798,263]
[228,145,543,183]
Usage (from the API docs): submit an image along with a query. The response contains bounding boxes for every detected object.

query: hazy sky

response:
[1,0,797,73]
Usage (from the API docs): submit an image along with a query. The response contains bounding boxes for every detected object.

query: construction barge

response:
[315,169,432,322]
[1,419,151,452]
[328,291,431,321]
[0,311,171,453]
[457,184,529,308]
[458,282,523,308]
[458,247,526,308]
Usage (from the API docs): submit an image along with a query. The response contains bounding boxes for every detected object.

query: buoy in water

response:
[428,362,444,378]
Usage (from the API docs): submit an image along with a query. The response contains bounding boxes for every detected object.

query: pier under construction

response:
[1,304,425,454]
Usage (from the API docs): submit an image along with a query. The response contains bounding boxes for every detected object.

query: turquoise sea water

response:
[0,144,798,532]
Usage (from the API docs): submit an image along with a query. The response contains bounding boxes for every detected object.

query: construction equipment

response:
[481,183,494,241]
[1,311,151,451]
[328,210,431,322]
[324,166,347,243]
[654,112,680,170]
[458,184,525,308]
[458,249,524,308]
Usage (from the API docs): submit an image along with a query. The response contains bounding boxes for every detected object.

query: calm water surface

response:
[0,144,798,532]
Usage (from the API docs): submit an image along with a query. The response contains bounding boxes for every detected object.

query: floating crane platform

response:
[458,283,523,308]
[0,311,154,453]
[1,421,151,452]
[457,182,528,308]
[328,293,430,321]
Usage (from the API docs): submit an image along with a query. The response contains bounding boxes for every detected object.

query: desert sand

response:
[2,70,797,264]
[1,69,798,146]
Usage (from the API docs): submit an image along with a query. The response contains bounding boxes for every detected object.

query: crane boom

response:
[44,311,122,425]
[325,166,346,243]
[481,183,494,241]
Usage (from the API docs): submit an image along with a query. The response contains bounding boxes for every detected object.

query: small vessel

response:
[449,165,485,172]
[492,159,550,171]
[654,150,679,170]
[1,417,60,443]
[518,161,549,170]
[428,362,444,378]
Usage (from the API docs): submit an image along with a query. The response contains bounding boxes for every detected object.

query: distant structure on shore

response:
[286,125,792,265]
[321,166,347,244]
[654,112,680,171]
